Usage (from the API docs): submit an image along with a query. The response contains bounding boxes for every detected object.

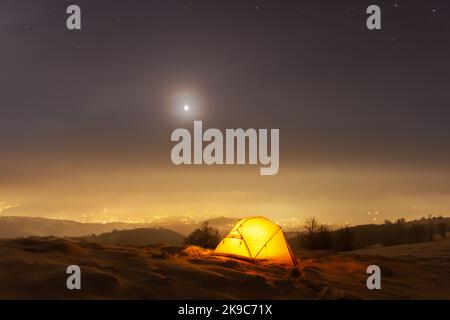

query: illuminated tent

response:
[214,216,296,266]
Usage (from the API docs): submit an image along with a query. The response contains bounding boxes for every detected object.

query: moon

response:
[183,104,190,111]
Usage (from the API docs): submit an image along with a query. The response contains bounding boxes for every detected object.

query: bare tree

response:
[427,223,435,242]
[333,226,353,251]
[184,221,221,249]
[299,217,332,250]
[437,222,447,239]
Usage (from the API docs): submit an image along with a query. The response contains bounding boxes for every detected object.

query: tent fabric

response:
[214,216,297,266]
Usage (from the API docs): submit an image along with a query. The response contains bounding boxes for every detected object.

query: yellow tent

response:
[214,216,296,266]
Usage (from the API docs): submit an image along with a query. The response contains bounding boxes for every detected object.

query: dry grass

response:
[0,237,449,299]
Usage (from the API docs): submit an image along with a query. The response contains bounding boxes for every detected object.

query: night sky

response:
[1,0,449,226]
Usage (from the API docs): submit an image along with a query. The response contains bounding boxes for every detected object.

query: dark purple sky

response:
[0,0,449,224]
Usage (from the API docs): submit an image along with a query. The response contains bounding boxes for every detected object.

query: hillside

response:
[287,217,450,250]
[350,217,450,249]
[82,228,185,246]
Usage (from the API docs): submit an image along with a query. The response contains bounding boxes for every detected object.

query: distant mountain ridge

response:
[0,215,239,239]
[0,216,148,238]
